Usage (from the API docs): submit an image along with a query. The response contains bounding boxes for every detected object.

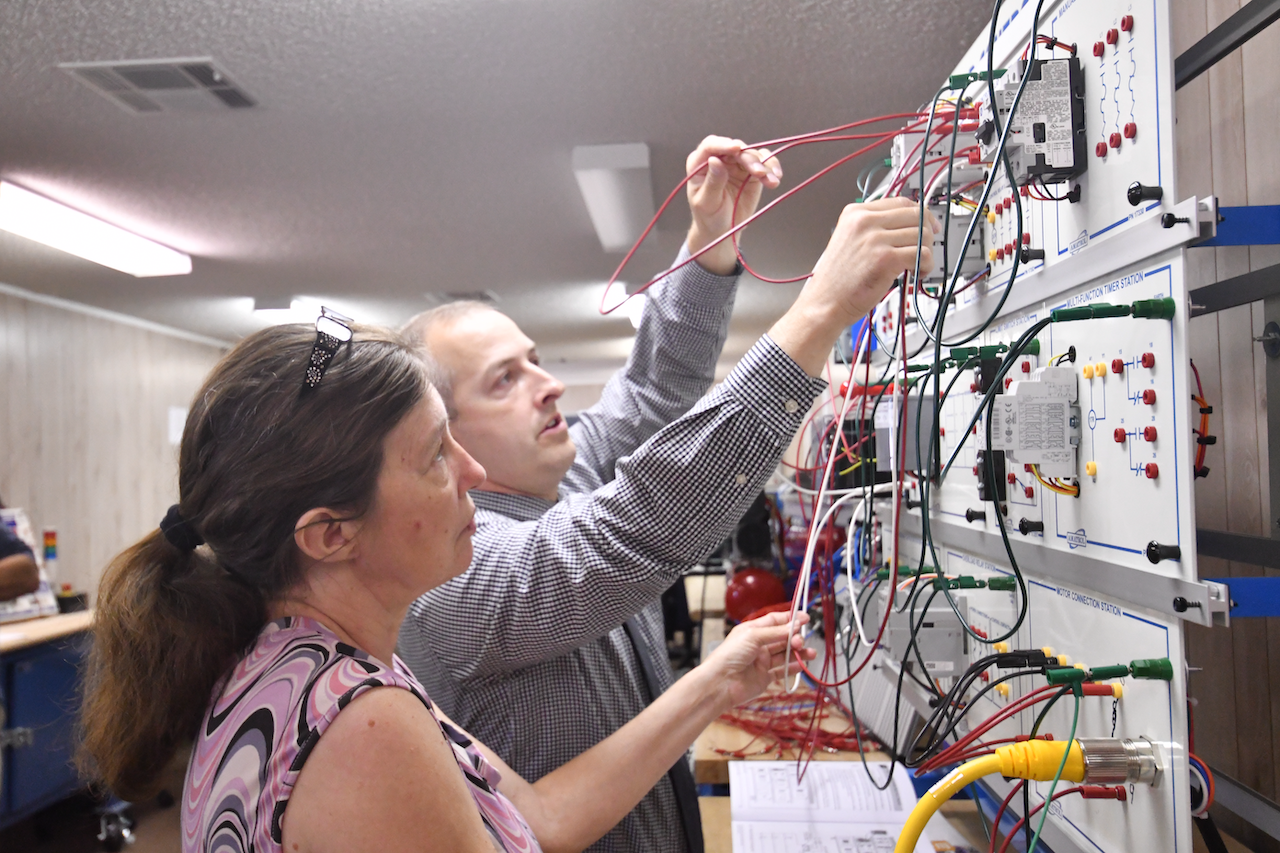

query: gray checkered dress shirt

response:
[397,247,826,853]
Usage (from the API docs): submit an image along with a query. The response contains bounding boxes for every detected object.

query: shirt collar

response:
[470,488,557,522]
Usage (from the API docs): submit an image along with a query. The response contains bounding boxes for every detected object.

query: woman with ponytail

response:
[79,320,811,853]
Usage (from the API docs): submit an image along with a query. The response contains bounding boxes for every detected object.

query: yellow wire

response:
[838,457,877,475]
[1032,464,1078,496]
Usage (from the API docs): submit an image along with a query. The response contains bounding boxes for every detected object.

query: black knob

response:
[1127,181,1164,207]
[1018,518,1045,535]
[1172,596,1203,613]
[1161,213,1191,229]
[965,507,987,523]
[1146,541,1182,564]
[1019,247,1046,264]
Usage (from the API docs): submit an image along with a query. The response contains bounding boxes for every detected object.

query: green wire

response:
[1028,689,1081,853]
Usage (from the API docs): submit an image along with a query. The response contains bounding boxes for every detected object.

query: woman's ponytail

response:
[79,531,264,800]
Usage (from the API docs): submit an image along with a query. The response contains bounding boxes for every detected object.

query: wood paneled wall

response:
[1175,1,1280,849]
[0,288,224,603]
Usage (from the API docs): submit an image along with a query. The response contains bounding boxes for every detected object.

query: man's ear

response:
[294,508,363,563]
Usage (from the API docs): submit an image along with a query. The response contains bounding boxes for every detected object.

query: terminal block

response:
[879,586,969,676]
[988,365,1081,478]
[976,57,1088,186]
[924,203,986,283]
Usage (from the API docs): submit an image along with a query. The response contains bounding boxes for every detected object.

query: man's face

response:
[423,309,576,500]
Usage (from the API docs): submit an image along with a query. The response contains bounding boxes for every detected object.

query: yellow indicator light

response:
[1085,461,1098,476]
[1082,363,1095,379]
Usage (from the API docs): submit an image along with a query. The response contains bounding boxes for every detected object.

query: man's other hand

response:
[685,136,782,275]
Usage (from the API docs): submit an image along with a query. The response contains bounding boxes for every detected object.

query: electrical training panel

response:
[798,2,1229,852]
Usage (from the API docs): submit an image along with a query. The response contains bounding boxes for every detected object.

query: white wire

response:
[784,325,873,690]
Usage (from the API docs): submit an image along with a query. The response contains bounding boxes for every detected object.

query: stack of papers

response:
[728,761,932,853]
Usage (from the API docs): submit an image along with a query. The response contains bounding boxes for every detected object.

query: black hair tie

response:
[160,504,205,553]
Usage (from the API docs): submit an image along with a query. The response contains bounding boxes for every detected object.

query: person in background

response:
[0,495,40,601]
[77,323,813,853]
[398,129,937,852]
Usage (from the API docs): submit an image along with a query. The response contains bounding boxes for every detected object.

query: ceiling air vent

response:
[58,58,256,114]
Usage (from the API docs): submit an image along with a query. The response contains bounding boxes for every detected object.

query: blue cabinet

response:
[1,630,89,829]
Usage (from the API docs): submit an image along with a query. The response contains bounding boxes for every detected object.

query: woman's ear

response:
[294,508,363,563]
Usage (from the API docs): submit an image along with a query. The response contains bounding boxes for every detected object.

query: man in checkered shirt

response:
[398,135,936,853]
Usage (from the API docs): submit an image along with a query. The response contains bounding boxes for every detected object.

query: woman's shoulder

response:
[183,617,432,853]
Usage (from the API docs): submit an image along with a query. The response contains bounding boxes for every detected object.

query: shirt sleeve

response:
[0,525,34,561]
[403,335,827,680]
[562,244,740,493]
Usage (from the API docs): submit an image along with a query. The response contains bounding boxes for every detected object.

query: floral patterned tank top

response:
[181,617,541,853]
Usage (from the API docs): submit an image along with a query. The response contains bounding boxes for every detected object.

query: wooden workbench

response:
[0,611,93,654]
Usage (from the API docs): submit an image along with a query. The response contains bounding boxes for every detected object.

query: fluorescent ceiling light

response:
[252,297,320,325]
[0,181,191,277]
[572,143,655,253]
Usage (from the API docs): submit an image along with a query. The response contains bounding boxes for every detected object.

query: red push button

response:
[1141,352,1155,368]
[1142,389,1157,405]
[1096,141,1108,158]
[1111,358,1125,375]
[1107,28,1120,44]
[1120,15,1134,32]
[1145,463,1159,479]
[1144,426,1158,442]
[1109,132,1123,149]
[1093,41,1105,57]
[1124,122,1137,139]
[1007,473,1018,485]
[1021,361,1032,373]
[1114,428,1127,444]
[1024,486,1035,499]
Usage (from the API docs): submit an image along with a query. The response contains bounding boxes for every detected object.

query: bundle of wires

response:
[714,686,883,759]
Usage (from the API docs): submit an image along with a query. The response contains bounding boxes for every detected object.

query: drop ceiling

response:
[0,0,991,375]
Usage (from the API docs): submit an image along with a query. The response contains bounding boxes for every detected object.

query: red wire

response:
[599,112,954,312]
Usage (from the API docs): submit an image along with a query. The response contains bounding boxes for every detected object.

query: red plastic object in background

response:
[1007,473,1018,485]
[1022,361,1032,373]
[1024,486,1035,499]
[725,568,787,624]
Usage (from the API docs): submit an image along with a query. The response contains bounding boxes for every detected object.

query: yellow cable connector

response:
[894,742,1085,853]
[996,739,1086,782]
[994,641,1011,653]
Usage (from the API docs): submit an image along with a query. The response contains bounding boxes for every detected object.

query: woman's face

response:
[357,387,487,593]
